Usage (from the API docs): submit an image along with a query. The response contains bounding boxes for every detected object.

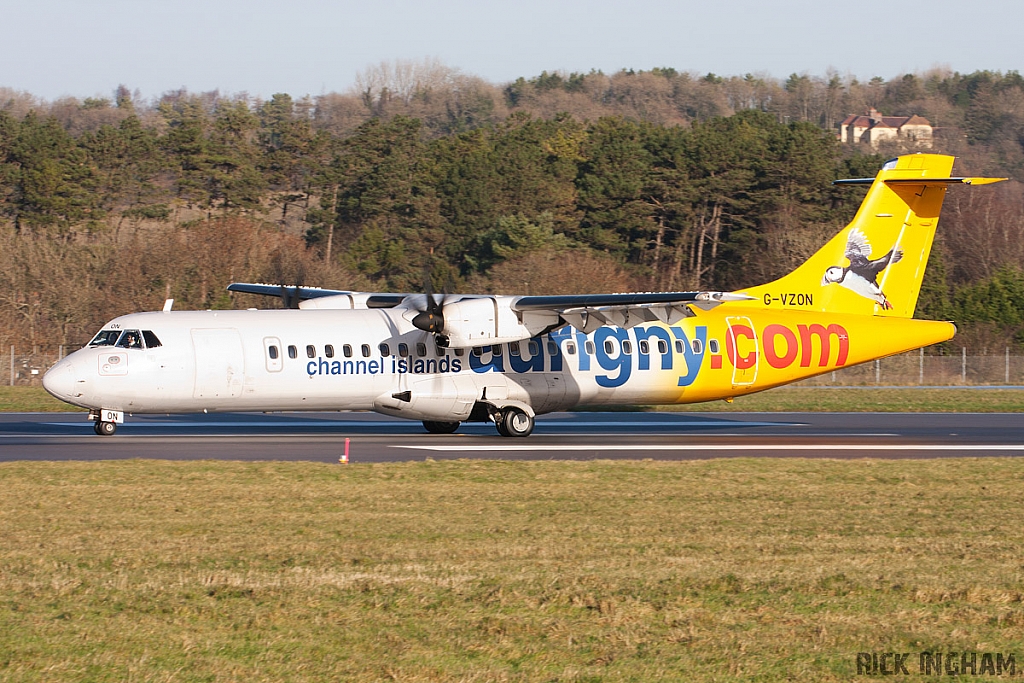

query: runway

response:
[1,411,1022,462]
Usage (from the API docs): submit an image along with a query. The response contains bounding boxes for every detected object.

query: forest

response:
[1,62,1023,353]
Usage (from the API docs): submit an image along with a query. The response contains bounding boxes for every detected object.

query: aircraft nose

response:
[42,360,77,400]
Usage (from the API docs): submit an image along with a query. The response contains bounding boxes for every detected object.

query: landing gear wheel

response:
[422,420,460,434]
[494,413,509,437]
[94,421,116,436]
[500,408,534,437]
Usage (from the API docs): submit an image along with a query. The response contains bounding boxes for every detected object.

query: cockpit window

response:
[89,330,121,346]
[142,330,162,348]
[115,330,144,349]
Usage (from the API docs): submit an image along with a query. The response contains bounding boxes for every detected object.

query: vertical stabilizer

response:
[740,154,1003,318]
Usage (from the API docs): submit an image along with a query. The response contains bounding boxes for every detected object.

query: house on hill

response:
[838,109,933,148]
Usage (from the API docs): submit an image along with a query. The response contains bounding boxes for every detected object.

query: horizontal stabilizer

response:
[833,176,1007,186]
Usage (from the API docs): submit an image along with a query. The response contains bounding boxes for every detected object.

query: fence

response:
[4,345,1024,388]
[796,348,1024,387]
[4,346,67,387]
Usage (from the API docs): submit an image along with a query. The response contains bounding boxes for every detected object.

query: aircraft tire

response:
[95,421,117,436]
[494,412,510,437]
[422,420,460,434]
[500,408,534,438]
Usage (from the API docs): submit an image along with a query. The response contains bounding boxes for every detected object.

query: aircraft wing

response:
[227,281,752,335]
[512,291,753,333]
[227,283,408,309]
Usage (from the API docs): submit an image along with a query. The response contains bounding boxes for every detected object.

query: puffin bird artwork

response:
[821,229,903,309]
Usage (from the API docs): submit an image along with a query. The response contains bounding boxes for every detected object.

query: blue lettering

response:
[319,357,330,375]
[547,329,572,372]
[398,359,408,373]
[369,359,379,374]
[414,359,425,374]
[510,337,545,373]
[470,347,504,373]
[633,326,673,370]
[452,358,462,372]
[575,332,591,371]
[356,360,367,374]
[344,360,355,374]
[306,361,316,376]
[594,327,631,388]
[671,325,707,387]
[331,360,342,375]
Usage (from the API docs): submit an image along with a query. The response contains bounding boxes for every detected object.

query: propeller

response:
[279,285,302,309]
[410,269,449,346]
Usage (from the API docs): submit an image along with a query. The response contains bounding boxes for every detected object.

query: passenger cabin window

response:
[89,330,120,346]
[342,344,352,358]
[325,344,334,358]
[658,340,668,354]
[434,341,446,355]
[709,339,720,354]
[142,330,162,348]
[306,345,316,359]
[454,347,465,357]
[622,340,632,354]
[547,342,558,356]
[639,340,649,354]
[379,343,390,356]
[416,342,426,357]
[510,342,521,356]
[116,330,143,349]
[585,341,595,355]
[674,340,684,354]
[492,345,502,357]
[691,339,703,354]
[268,345,279,360]
[566,342,576,355]
[398,343,409,358]
[528,341,539,356]
[604,339,615,354]
[288,345,297,359]
[472,347,483,357]
[361,344,371,358]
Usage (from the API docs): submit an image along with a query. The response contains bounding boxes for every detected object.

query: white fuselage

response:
[42,308,695,421]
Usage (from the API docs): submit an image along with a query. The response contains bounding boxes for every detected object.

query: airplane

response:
[42,153,1004,437]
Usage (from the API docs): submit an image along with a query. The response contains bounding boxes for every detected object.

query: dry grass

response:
[0,387,84,412]
[2,458,1024,681]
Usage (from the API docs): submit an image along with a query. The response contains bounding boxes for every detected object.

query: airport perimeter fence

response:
[3,345,1024,388]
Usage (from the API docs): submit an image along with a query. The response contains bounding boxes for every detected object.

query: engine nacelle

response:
[441,297,558,348]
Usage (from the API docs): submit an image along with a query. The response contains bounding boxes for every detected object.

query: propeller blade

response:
[412,267,445,333]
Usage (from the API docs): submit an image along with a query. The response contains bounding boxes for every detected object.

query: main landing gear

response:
[495,407,534,438]
[422,420,460,434]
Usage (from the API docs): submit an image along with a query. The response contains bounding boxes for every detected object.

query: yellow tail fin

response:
[740,153,1005,318]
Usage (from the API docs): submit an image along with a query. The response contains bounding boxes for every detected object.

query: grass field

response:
[2,458,1023,681]
[3,385,1024,414]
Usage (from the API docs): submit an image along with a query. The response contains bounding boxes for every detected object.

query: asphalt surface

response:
[1,411,1022,462]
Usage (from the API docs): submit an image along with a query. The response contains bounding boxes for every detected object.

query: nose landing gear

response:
[93,420,117,436]
[88,409,123,436]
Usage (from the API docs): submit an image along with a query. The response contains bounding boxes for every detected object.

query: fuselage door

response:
[263,336,283,373]
[192,328,245,399]
[725,316,758,387]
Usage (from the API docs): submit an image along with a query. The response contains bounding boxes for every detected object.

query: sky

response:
[2,0,1021,102]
